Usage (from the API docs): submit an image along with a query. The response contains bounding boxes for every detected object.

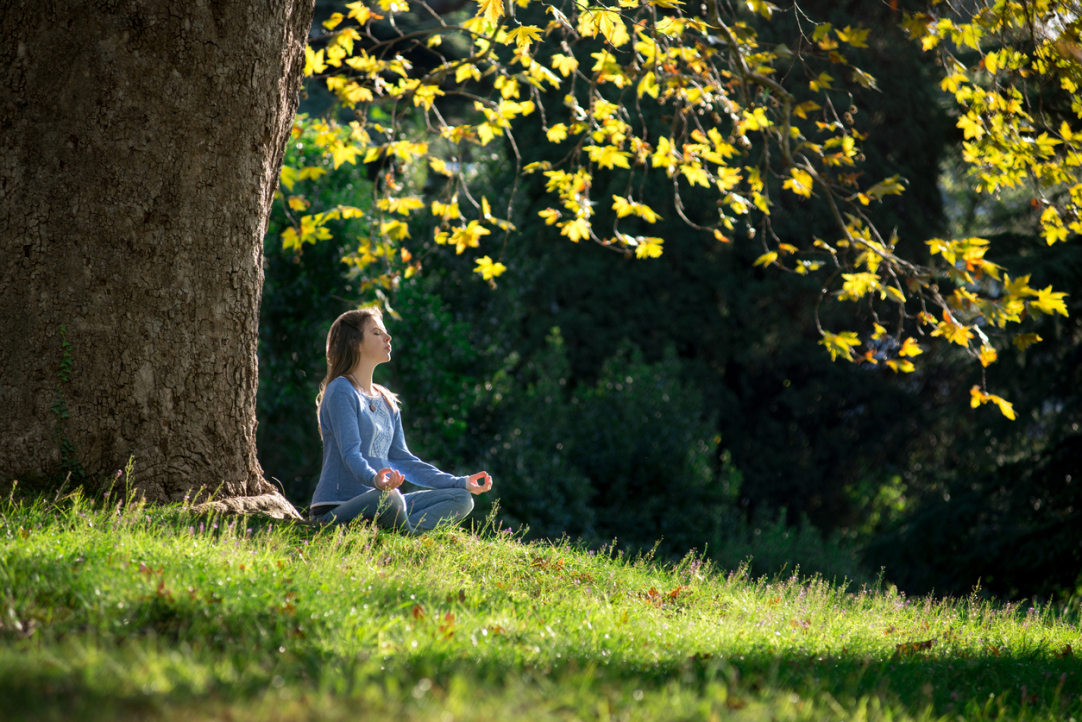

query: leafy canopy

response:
[278,0,1081,416]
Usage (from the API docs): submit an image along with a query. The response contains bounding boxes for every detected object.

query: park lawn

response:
[1,491,1079,721]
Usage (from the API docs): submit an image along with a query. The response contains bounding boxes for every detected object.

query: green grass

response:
[1,490,1080,721]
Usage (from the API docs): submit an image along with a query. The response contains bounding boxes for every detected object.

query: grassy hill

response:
[1,490,1079,721]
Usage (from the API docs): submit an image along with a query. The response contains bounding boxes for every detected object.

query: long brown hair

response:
[316,308,400,433]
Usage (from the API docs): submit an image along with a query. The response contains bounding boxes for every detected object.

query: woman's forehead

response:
[367,315,388,333]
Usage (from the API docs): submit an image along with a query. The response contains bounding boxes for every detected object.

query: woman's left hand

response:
[466,471,492,495]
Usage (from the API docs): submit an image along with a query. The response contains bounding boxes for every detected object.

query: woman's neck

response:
[347,362,377,396]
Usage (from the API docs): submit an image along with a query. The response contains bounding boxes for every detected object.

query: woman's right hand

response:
[374,467,404,491]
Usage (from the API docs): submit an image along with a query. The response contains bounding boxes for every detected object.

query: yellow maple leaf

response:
[809,72,834,92]
[546,123,568,143]
[298,166,328,181]
[380,220,411,241]
[742,107,772,131]
[635,237,664,258]
[431,199,461,220]
[783,168,814,198]
[898,337,923,357]
[930,311,973,346]
[476,0,504,24]
[872,323,888,340]
[680,163,710,188]
[970,385,1015,420]
[456,63,481,84]
[450,220,491,254]
[586,144,631,169]
[884,286,907,304]
[429,157,453,177]
[474,255,507,280]
[505,25,542,48]
[280,165,298,192]
[377,196,425,216]
[304,47,327,77]
[753,251,778,268]
[747,0,777,19]
[345,1,377,24]
[1012,333,1042,351]
[612,196,634,218]
[989,394,1016,420]
[637,203,661,223]
[476,123,497,146]
[412,84,445,110]
[538,208,561,225]
[551,54,578,77]
[324,45,346,68]
[559,218,591,242]
[886,359,915,373]
[1030,286,1069,317]
[819,330,861,362]
[329,141,361,169]
[637,71,659,99]
[281,227,301,253]
[523,161,552,174]
[839,272,880,301]
[978,345,997,367]
[1003,273,1037,300]
[835,25,869,48]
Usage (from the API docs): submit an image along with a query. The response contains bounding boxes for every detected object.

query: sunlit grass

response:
[2,489,1079,721]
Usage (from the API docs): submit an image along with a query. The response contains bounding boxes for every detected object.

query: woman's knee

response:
[388,488,409,513]
[455,488,474,515]
[375,489,409,524]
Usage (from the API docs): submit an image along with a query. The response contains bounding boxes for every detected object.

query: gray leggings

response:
[315,487,473,534]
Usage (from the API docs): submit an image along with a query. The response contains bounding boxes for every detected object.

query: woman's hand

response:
[466,471,492,495]
[374,467,404,492]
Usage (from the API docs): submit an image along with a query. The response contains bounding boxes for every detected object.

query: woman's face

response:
[359,315,392,365]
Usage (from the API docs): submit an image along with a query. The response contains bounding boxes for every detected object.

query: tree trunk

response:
[0,0,315,501]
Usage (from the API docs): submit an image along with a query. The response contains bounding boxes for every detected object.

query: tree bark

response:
[0,0,315,501]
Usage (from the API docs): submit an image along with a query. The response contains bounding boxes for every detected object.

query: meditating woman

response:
[309,307,492,531]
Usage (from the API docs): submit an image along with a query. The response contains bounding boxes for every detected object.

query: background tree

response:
[0,0,315,500]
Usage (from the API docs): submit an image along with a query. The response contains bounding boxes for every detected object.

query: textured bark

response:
[0,0,315,500]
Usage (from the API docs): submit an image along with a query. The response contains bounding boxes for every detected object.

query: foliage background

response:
[257,0,1082,602]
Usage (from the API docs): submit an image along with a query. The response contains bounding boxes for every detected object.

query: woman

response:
[309,307,492,531]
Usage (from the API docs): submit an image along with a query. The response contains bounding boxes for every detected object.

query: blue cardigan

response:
[310,376,467,507]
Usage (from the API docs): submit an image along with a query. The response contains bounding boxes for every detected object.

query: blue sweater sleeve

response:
[387,409,467,489]
[323,382,380,486]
